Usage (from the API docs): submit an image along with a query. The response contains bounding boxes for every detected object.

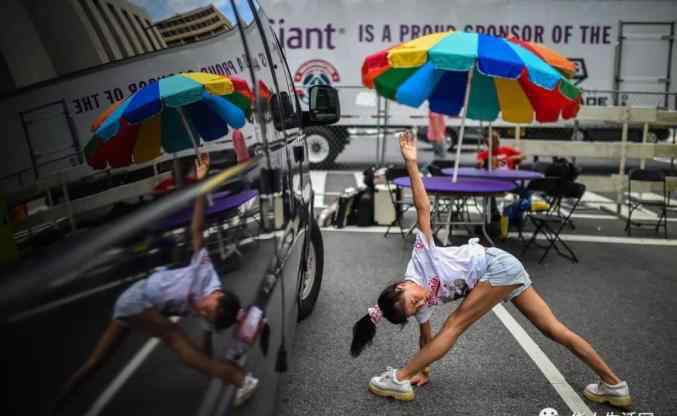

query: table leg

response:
[482,195,496,247]
[444,197,453,246]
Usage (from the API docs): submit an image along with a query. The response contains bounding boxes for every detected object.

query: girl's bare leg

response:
[397,281,518,380]
[512,287,621,385]
[52,320,129,414]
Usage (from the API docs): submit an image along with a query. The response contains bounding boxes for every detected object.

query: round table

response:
[393,177,515,245]
[393,176,516,194]
[440,168,543,240]
[441,167,544,183]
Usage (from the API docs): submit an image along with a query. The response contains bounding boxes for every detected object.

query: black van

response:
[0,1,338,415]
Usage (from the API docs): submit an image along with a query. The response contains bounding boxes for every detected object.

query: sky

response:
[129,0,254,24]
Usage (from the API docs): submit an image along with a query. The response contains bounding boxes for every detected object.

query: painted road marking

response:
[85,316,180,416]
[322,226,677,246]
[310,170,327,208]
[7,274,143,324]
[493,304,593,416]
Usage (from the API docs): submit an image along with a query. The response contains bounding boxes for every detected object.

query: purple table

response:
[394,177,516,194]
[393,177,515,245]
[441,167,544,184]
[161,190,258,230]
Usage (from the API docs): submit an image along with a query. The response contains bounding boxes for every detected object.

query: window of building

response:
[145,18,164,49]
[135,15,157,51]
[122,10,147,53]
[77,0,115,61]
[108,4,140,55]
[92,0,129,58]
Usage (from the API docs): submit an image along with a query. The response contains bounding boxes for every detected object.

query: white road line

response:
[584,191,677,222]
[493,305,593,416]
[85,317,180,416]
[628,191,677,206]
[354,172,365,188]
[7,275,143,324]
[310,171,327,208]
[321,226,677,246]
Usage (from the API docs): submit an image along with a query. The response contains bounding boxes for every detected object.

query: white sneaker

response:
[368,367,414,401]
[234,373,259,407]
[583,380,632,409]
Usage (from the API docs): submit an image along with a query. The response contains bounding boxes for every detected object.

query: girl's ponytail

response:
[350,314,377,357]
[350,282,408,357]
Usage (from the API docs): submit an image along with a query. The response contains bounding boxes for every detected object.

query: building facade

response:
[0,0,166,94]
[156,5,233,48]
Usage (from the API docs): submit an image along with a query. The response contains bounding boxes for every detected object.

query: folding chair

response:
[625,169,668,238]
[521,181,586,264]
[384,166,415,238]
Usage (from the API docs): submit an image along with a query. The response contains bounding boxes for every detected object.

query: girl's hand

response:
[195,153,210,180]
[399,130,417,162]
[410,371,429,386]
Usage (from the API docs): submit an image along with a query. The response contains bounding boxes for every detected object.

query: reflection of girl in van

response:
[53,154,258,413]
[350,131,632,410]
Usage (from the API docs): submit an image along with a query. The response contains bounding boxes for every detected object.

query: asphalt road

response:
[278,166,677,416]
[276,229,677,416]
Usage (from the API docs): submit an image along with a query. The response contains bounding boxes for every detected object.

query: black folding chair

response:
[625,169,668,238]
[521,181,586,264]
[384,166,415,239]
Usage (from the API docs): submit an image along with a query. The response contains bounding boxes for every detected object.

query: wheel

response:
[298,219,324,321]
[305,126,342,169]
[445,128,458,151]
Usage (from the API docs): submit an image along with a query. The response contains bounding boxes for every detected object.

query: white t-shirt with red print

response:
[404,230,488,324]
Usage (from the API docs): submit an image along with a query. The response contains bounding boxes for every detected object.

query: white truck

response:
[261,0,677,167]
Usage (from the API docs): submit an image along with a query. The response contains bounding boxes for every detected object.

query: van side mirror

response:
[304,85,340,125]
[271,92,299,130]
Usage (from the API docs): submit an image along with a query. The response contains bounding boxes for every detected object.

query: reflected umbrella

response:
[85,72,253,169]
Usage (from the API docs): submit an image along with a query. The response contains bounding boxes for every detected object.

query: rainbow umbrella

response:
[85,72,253,169]
[361,31,582,181]
[505,36,576,79]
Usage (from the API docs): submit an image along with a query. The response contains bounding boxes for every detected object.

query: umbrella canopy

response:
[505,36,576,79]
[361,31,582,124]
[86,72,253,169]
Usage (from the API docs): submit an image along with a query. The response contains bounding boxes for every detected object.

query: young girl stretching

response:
[53,154,258,413]
[350,131,632,410]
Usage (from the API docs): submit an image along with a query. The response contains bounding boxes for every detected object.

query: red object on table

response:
[153,176,197,195]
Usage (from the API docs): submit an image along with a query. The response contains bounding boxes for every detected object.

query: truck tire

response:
[305,126,342,169]
[298,219,324,321]
[331,126,350,151]
[446,128,458,151]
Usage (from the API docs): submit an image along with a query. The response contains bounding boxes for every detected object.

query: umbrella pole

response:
[452,67,475,183]
[178,107,200,159]
[488,122,493,172]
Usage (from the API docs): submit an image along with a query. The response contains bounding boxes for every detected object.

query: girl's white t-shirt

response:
[144,248,222,317]
[404,230,487,323]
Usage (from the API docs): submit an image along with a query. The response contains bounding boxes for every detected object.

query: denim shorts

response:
[479,247,532,302]
[112,279,151,325]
